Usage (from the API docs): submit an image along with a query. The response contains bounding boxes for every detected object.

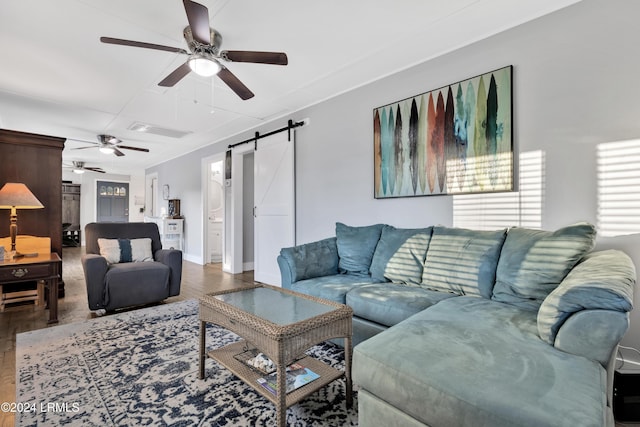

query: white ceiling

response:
[0,0,581,175]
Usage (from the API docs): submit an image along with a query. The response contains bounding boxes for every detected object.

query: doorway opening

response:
[207,159,225,264]
[144,173,159,218]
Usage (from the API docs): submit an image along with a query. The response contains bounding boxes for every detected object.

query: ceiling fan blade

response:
[222,51,288,66]
[158,62,192,87]
[100,37,188,55]
[85,167,106,174]
[118,145,150,153]
[72,146,97,150]
[183,0,210,45]
[114,148,125,157]
[218,67,254,100]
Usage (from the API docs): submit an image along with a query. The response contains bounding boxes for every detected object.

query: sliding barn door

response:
[253,131,295,285]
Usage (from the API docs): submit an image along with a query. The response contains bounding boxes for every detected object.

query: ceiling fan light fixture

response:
[188,55,221,77]
[99,146,115,155]
[72,168,85,174]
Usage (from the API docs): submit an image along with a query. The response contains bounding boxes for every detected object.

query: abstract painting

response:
[374,65,513,198]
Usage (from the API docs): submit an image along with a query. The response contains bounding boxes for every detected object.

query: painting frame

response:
[374,65,513,198]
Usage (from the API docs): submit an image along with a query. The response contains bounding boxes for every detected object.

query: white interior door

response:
[253,131,295,285]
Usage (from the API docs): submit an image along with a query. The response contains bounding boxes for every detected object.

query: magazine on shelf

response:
[256,363,320,395]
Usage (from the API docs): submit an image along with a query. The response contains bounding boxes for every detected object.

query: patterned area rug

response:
[16,300,358,426]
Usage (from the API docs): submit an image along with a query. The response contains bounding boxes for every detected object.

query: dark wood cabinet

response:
[62,183,81,247]
[0,129,65,295]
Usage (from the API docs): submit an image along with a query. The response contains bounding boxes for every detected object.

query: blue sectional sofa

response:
[277,222,635,427]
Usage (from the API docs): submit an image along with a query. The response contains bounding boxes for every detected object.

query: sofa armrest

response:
[537,249,635,348]
[155,249,183,296]
[278,237,339,288]
[554,309,629,366]
[554,309,629,409]
[277,255,294,289]
[81,253,109,310]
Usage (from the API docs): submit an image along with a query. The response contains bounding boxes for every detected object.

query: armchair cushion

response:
[103,262,170,309]
[98,238,153,264]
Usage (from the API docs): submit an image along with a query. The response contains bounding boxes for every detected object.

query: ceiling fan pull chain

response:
[210,79,215,114]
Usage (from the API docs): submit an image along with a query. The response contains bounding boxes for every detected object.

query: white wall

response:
[146,149,215,262]
[146,0,640,349]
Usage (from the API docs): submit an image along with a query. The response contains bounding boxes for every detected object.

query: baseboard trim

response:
[183,253,204,265]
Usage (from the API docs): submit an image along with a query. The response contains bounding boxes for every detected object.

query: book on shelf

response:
[256,363,320,395]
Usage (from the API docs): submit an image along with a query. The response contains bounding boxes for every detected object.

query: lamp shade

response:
[0,183,44,209]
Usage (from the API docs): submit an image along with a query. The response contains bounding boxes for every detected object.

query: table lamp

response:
[0,183,44,257]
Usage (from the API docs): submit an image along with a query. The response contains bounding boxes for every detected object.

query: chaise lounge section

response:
[277,222,635,426]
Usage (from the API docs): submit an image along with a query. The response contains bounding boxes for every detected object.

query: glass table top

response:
[215,287,335,325]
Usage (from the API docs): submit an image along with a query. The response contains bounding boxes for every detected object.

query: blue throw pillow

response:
[492,222,596,311]
[369,225,433,284]
[422,226,507,298]
[336,222,383,275]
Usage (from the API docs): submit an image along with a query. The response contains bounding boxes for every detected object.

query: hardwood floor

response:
[0,246,255,427]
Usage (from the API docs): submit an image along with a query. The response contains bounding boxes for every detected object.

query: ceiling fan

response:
[100,0,288,100]
[65,161,106,174]
[72,134,150,157]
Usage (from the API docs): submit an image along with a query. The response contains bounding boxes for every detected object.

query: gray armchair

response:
[81,222,182,312]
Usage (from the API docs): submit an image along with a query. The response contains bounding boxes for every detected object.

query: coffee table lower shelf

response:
[207,340,344,407]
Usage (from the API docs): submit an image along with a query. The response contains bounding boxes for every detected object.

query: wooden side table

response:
[0,253,61,323]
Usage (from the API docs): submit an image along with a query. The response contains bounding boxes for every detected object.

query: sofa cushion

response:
[279,237,339,282]
[346,283,455,327]
[421,226,507,298]
[492,222,596,311]
[98,238,153,264]
[353,297,607,427]
[537,249,634,346]
[369,225,433,285]
[335,222,384,275]
[290,274,376,304]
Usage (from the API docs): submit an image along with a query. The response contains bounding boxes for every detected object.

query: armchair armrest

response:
[537,249,635,355]
[81,253,109,310]
[155,249,183,297]
[278,237,339,289]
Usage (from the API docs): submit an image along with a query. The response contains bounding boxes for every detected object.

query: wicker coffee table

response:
[198,284,353,427]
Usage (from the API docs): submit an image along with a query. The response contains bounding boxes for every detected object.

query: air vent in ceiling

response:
[128,122,191,138]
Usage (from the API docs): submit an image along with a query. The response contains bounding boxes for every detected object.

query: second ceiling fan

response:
[73,134,149,157]
[100,0,288,100]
